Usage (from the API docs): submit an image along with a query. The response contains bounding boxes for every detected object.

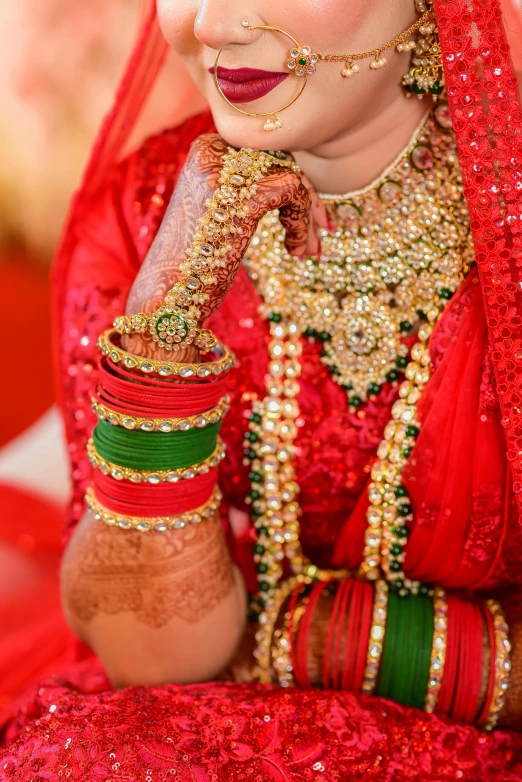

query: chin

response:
[210,109,305,153]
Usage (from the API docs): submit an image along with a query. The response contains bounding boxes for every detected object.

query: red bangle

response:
[450,600,483,723]
[475,603,496,725]
[92,469,217,517]
[352,580,374,693]
[98,357,228,416]
[333,579,352,690]
[294,579,334,688]
[323,580,346,689]
[341,579,361,691]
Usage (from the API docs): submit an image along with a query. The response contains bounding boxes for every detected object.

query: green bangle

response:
[377,592,433,709]
[92,419,221,471]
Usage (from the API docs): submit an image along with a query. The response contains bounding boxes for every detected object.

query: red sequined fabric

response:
[2,660,522,780]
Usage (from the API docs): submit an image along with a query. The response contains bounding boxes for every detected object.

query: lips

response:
[210,66,288,104]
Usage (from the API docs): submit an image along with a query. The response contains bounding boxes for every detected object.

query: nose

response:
[194,1,261,50]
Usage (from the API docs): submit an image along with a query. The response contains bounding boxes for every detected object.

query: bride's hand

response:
[123,134,326,359]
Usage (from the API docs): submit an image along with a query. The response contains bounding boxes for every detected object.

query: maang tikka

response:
[213,1,444,132]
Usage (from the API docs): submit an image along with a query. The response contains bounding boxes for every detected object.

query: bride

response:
[2,0,522,778]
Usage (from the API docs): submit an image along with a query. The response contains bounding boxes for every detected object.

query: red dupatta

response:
[52,0,522,552]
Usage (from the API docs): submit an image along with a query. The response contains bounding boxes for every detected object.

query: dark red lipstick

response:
[211,66,288,103]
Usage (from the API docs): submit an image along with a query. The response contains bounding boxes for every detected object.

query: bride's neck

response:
[292,92,431,195]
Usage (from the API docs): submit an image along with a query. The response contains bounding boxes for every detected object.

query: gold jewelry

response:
[480,600,511,731]
[114,148,299,348]
[424,587,448,713]
[85,484,223,532]
[244,106,473,600]
[253,576,304,683]
[97,329,235,378]
[91,395,230,433]
[214,12,432,132]
[214,26,308,132]
[87,437,226,484]
[402,1,444,99]
[361,580,389,694]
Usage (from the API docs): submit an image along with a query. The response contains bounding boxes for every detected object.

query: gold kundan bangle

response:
[85,484,223,532]
[91,395,230,433]
[97,329,235,378]
[424,587,448,713]
[87,437,226,484]
[480,600,511,731]
[253,576,303,684]
[361,580,389,695]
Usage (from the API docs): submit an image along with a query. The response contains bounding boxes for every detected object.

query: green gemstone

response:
[402,446,413,458]
[399,321,412,333]
[390,544,402,557]
[349,395,363,408]
[249,471,262,483]
[256,563,268,574]
[430,81,443,95]
[252,508,263,517]
[393,526,409,539]
[419,583,431,596]
[395,485,408,498]
[249,490,261,501]
[253,544,265,556]
[251,413,262,424]
[245,431,258,442]
[259,581,271,593]
[439,288,452,300]
[389,560,402,572]
[244,448,256,460]
[412,82,425,95]
[386,369,399,383]
[269,312,282,323]
[393,578,405,591]
[298,57,307,66]
[416,309,428,321]
[256,525,269,536]
[396,355,408,369]
[368,383,382,396]
[398,504,412,517]
[406,425,420,437]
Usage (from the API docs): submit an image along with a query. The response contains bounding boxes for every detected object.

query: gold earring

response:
[401,0,445,98]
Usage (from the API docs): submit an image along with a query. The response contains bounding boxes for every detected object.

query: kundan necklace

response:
[244,102,474,631]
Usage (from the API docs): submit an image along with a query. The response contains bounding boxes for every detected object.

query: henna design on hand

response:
[62,510,235,629]
[122,134,313,361]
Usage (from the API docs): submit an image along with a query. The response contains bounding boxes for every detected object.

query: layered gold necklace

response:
[243,103,474,637]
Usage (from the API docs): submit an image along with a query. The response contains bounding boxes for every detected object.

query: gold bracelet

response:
[87,437,226,484]
[98,329,235,378]
[253,576,304,684]
[424,587,448,713]
[85,484,223,532]
[91,395,230,432]
[114,148,299,353]
[480,600,511,731]
[361,580,389,695]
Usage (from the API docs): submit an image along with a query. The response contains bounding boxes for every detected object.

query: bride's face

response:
[156,0,415,152]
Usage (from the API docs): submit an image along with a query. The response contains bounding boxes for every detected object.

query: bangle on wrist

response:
[98,329,235,379]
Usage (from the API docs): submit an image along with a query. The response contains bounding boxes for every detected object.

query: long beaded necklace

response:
[243,103,475,623]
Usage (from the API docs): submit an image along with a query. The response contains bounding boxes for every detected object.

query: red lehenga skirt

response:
[2,114,522,780]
